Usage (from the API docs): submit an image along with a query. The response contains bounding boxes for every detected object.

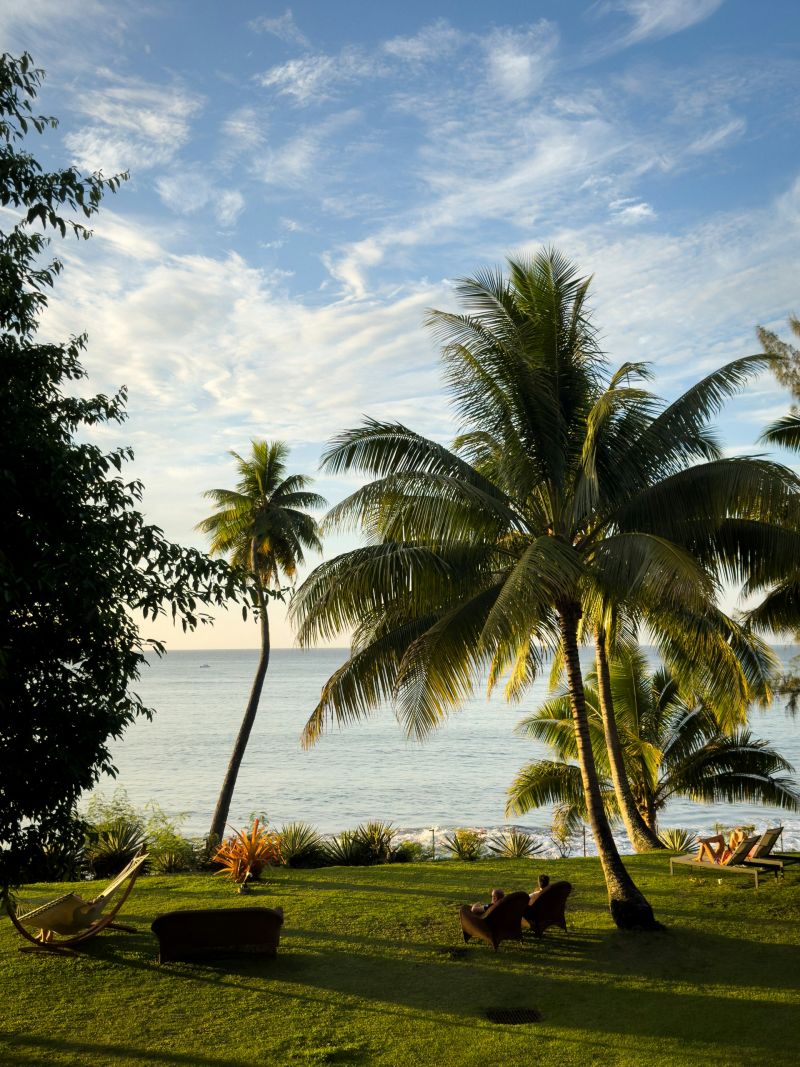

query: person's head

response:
[730,828,746,849]
[538,874,550,890]
[491,888,504,904]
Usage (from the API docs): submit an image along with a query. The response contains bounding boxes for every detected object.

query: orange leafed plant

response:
[213,819,282,885]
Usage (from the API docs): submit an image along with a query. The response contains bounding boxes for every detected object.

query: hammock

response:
[4,852,148,951]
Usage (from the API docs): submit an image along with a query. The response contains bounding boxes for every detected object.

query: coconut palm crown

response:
[507,643,800,831]
[291,249,799,928]
[198,440,325,843]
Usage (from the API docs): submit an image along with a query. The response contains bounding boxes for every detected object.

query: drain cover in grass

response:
[484,1008,542,1025]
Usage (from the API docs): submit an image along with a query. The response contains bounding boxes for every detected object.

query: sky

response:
[4,0,800,648]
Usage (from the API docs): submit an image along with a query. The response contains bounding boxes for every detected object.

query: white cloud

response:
[609,197,656,224]
[220,106,265,156]
[689,117,746,154]
[65,75,203,173]
[155,168,245,228]
[593,0,724,51]
[249,9,309,48]
[484,22,559,101]
[257,49,380,106]
[383,19,463,63]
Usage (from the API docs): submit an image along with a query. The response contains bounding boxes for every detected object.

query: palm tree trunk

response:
[594,627,665,853]
[208,555,271,844]
[558,605,661,930]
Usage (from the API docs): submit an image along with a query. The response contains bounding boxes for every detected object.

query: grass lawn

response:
[1,854,798,1067]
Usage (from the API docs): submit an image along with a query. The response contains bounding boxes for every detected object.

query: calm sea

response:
[95,646,800,853]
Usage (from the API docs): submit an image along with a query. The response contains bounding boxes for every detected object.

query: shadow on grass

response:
[0,1033,262,1067]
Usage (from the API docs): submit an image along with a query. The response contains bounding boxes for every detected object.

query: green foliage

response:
[353,820,396,863]
[508,644,800,830]
[277,822,329,868]
[82,790,146,877]
[658,828,698,853]
[324,830,370,866]
[0,53,247,888]
[487,828,544,859]
[443,829,484,861]
[198,442,325,843]
[392,840,427,863]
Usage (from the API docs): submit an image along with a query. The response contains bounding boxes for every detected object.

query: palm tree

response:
[198,441,325,843]
[507,644,800,831]
[291,250,798,929]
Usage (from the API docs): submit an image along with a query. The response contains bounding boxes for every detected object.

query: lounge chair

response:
[670,835,766,887]
[5,852,148,952]
[151,906,284,963]
[459,891,530,952]
[523,880,572,937]
[742,827,800,875]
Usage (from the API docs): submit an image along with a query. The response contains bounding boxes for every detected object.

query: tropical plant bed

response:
[1,854,798,1067]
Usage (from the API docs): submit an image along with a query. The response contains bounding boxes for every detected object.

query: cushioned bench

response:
[151,906,284,963]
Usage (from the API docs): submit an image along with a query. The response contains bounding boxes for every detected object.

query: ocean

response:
[95,645,800,854]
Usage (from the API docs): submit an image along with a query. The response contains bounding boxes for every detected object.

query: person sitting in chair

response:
[528,874,550,904]
[697,827,746,864]
[470,887,504,914]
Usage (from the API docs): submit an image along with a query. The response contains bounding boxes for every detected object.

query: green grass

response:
[2,855,799,1067]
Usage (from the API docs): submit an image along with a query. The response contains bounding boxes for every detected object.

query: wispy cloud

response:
[591,0,724,54]
[155,168,245,228]
[688,116,746,154]
[257,49,381,106]
[484,21,559,101]
[249,8,310,49]
[65,73,203,173]
[383,19,464,63]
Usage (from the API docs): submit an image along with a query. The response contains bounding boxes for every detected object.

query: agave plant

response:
[443,829,484,861]
[84,817,147,878]
[324,830,370,866]
[213,819,282,889]
[487,829,544,859]
[353,821,396,863]
[277,822,327,868]
[658,828,698,853]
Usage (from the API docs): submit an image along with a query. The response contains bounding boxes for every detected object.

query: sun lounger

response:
[670,835,766,887]
[741,827,800,875]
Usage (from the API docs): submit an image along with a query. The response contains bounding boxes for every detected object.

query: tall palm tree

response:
[291,250,798,929]
[507,644,800,830]
[198,440,325,843]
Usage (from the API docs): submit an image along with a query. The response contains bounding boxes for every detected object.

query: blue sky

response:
[4,0,799,647]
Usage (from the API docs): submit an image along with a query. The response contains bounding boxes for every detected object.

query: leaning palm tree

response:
[198,441,325,843]
[507,644,800,831]
[291,249,798,929]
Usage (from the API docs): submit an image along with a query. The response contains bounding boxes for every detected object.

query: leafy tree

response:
[507,644,800,829]
[197,441,325,843]
[292,250,799,929]
[0,54,246,887]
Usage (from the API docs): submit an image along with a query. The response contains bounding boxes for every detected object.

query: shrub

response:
[277,822,328,868]
[392,840,427,863]
[143,803,195,873]
[659,828,698,853]
[487,829,544,859]
[443,829,484,861]
[353,821,396,863]
[84,817,147,878]
[213,819,282,887]
[324,830,371,866]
